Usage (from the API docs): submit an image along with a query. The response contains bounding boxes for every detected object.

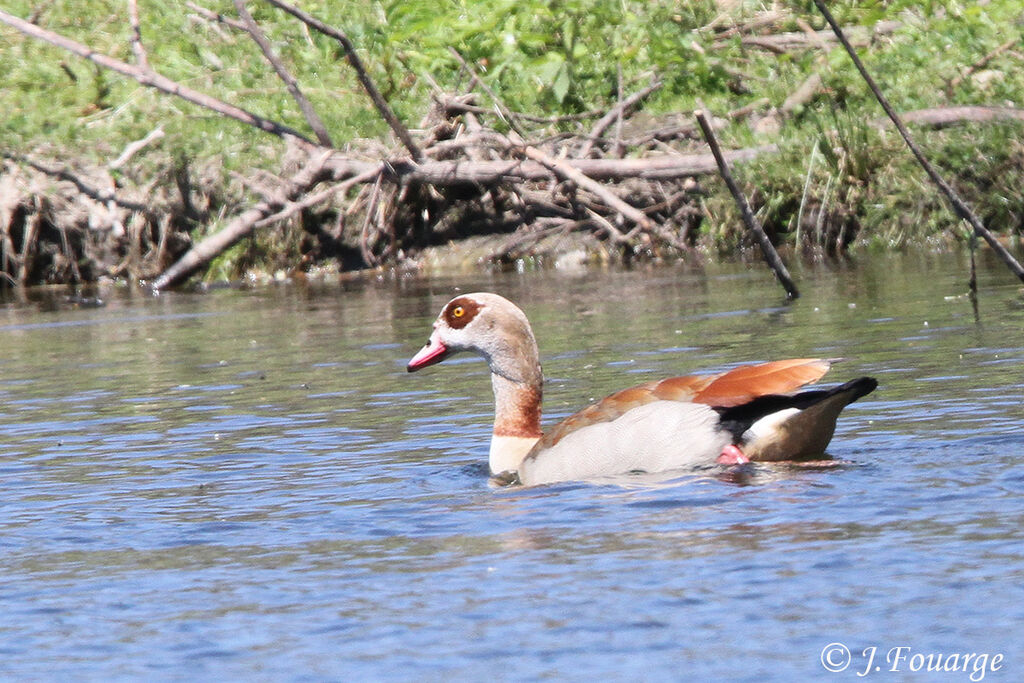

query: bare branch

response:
[358,173,385,266]
[578,80,663,158]
[584,207,631,244]
[0,9,316,148]
[873,106,1024,129]
[4,152,153,215]
[233,0,333,147]
[109,126,165,170]
[722,20,901,54]
[812,0,1024,285]
[321,146,775,185]
[127,0,149,70]
[152,149,345,289]
[186,1,247,32]
[448,47,527,137]
[695,107,799,299]
[702,10,789,38]
[948,36,1020,96]
[253,165,382,229]
[262,0,423,160]
[781,72,822,116]
[515,139,652,231]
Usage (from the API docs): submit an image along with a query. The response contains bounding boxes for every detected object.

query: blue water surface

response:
[1,254,1021,681]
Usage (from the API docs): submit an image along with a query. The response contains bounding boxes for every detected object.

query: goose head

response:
[407,293,542,387]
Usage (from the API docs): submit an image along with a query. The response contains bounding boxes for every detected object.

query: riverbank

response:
[1,1,1022,287]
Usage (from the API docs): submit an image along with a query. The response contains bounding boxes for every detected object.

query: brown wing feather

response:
[650,374,718,401]
[691,359,831,407]
[533,359,832,451]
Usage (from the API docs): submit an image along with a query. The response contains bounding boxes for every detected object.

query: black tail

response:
[715,377,877,442]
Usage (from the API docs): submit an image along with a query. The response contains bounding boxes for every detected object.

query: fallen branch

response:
[725,20,901,54]
[872,106,1024,129]
[152,150,344,289]
[781,72,822,116]
[252,166,381,230]
[5,152,153,216]
[517,141,652,231]
[321,147,775,185]
[704,10,790,39]
[812,0,1024,285]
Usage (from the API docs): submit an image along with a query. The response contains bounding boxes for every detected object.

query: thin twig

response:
[578,79,662,158]
[515,139,653,231]
[6,152,153,215]
[695,107,799,299]
[795,144,818,248]
[439,97,602,124]
[263,0,423,161]
[448,47,527,138]
[127,0,149,70]
[233,0,333,147]
[947,35,1019,96]
[613,65,624,157]
[109,126,165,170]
[812,0,1024,285]
[252,165,382,228]
[186,1,247,32]
[358,173,385,266]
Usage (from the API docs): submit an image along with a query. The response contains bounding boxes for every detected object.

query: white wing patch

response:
[742,407,800,443]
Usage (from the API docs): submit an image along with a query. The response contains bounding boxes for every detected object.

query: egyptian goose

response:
[408,293,876,486]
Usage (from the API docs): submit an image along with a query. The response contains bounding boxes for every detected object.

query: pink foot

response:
[717,444,750,466]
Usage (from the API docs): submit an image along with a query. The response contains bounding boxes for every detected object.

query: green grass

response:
[2,0,1022,265]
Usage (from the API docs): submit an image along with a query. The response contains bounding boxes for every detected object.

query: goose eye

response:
[452,305,465,318]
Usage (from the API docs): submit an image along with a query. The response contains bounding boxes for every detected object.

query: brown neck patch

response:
[494,385,543,438]
[443,296,481,330]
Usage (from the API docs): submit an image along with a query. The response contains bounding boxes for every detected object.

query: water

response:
[1,253,1021,680]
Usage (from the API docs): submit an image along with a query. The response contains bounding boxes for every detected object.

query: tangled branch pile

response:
[5,1,1018,290]
[1,2,794,289]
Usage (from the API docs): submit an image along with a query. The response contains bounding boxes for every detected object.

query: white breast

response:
[518,401,730,486]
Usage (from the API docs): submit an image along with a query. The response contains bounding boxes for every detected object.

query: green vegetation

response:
[1,0,1022,281]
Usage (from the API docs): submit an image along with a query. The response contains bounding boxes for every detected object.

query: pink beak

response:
[407,334,451,372]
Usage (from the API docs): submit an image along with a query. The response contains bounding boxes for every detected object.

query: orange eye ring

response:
[452,305,465,318]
